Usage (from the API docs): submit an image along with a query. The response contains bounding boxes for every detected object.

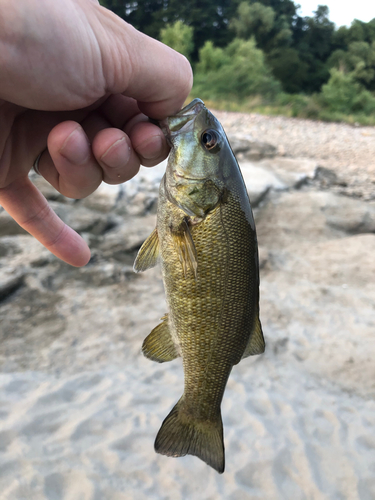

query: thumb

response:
[93,6,193,119]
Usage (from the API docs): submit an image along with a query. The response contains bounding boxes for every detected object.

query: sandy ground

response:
[1,111,375,499]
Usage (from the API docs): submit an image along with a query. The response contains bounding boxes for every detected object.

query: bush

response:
[193,38,281,101]
[160,21,194,61]
[321,68,375,114]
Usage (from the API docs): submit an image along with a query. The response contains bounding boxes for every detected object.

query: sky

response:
[296,0,374,28]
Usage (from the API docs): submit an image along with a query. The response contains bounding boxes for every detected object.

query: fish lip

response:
[159,99,205,141]
[175,98,205,117]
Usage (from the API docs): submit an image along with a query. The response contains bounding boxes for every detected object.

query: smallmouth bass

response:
[134,99,265,473]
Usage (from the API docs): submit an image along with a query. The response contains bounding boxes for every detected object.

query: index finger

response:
[0,177,90,267]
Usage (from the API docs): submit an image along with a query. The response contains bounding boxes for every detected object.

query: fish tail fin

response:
[154,399,225,474]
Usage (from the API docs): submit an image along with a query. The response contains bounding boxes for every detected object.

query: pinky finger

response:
[0,177,90,267]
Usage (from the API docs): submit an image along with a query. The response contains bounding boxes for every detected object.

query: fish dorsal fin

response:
[134,228,159,273]
[242,314,265,358]
[172,219,198,278]
[142,314,180,363]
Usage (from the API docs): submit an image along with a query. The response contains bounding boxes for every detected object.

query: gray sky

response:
[297,0,374,27]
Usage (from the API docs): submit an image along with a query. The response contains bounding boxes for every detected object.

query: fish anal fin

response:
[172,219,198,278]
[242,314,265,358]
[142,314,179,363]
[155,398,225,474]
[134,228,159,273]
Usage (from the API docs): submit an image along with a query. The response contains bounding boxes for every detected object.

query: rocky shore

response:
[0,112,374,499]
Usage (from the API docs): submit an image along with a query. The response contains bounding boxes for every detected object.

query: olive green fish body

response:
[134,99,264,473]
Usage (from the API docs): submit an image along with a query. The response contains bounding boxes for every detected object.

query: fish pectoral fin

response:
[133,228,159,273]
[172,219,198,278]
[142,314,179,363]
[242,314,265,358]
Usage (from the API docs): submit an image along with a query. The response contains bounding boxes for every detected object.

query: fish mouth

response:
[160,99,205,142]
[175,98,205,117]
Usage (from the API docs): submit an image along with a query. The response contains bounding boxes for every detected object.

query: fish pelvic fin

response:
[242,312,265,359]
[133,228,159,273]
[142,314,180,363]
[154,399,225,474]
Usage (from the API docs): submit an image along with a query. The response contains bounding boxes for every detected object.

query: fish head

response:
[160,99,238,218]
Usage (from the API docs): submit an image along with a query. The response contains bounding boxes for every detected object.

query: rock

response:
[240,157,317,205]
[67,261,135,287]
[314,166,347,188]
[256,190,375,253]
[0,210,28,237]
[0,237,23,258]
[82,184,123,213]
[259,157,317,187]
[0,270,24,303]
[240,162,284,206]
[228,134,277,160]
[98,214,157,262]
[112,161,166,216]
[322,194,375,234]
[48,202,118,235]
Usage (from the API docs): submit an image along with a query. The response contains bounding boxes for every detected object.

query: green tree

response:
[329,41,375,91]
[160,21,194,60]
[100,0,240,59]
[195,41,228,73]
[321,68,375,114]
[193,38,281,100]
[292,6,335,92]
[266,47,308,93]
[230,2,275,40]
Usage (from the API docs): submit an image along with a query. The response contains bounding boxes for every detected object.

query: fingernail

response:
[100,137,131,168]
[137,135,163,160]
[59,126,91,164]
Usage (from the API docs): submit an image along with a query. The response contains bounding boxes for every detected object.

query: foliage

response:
[266,47,308,93]
[100,0,240,58]
[160,21,194,60]
[100,0,375,123]
[321,68,375,114]
[290,6,335,93]
[328,41,375,91]
[193,38,281,100]
[230,2,275,40]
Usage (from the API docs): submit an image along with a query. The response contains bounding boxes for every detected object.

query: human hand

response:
[0,0,192,266]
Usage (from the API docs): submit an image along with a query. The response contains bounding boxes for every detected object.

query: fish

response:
[134,98,265,474]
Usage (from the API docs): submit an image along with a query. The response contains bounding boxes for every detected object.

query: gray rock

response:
[228,134,277,160]
[48,202,117,235]
[322,195,375,233]
[0,210,28,237]
[256,190,375,253]
[0,237,23,258]
[0,270,24,303]
[82,184,123,213]
[98,214,157,262]
[240,157,318,207]
[258,157,318,187]
[314,166,347,188]
[240,162,284,206]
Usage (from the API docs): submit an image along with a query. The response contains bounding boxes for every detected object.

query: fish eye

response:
[201,129,219,151]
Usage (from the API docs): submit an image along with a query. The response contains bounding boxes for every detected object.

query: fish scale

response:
[134,99,265,473]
